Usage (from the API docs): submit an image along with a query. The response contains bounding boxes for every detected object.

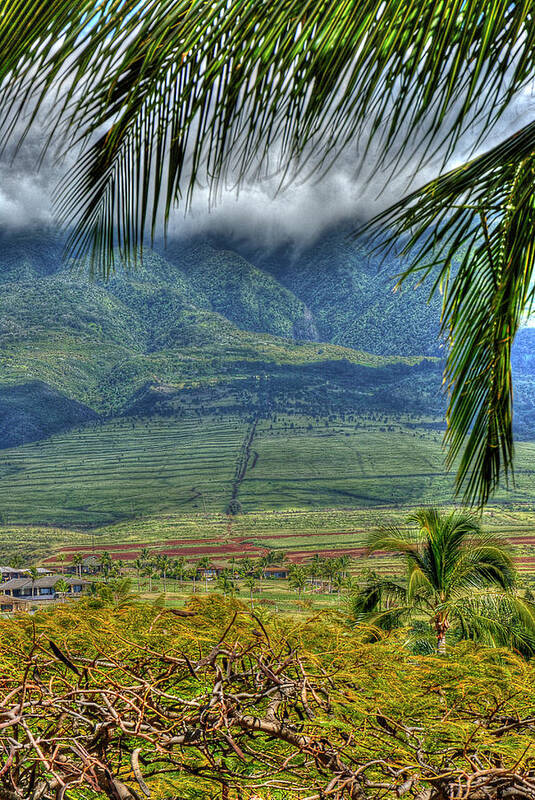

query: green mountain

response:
[0,230,447,448]
[235,227,445,357]
[1,229,535,528]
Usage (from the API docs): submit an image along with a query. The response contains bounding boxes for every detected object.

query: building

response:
[262,566,289,580]
[66,555,101,575]
[81,556,101,574]
[0,594,31,613]
[196,563,224,579]
[0,575,88,601]
[0,566,30,582]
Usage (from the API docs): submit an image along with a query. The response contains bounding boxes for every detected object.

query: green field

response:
[0,416,247,526]
[2,413,535,530]
[1,412,535,580]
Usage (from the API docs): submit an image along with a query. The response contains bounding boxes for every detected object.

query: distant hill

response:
[0,228,532,448]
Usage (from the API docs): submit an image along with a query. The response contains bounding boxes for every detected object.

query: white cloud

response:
[2,82,535,245]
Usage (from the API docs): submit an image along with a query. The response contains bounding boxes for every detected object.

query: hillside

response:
[1,229,535,527]
[0,230,444,448]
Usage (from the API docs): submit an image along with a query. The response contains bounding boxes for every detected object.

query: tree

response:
[261,549,285,568]
[99,552,113,582]
[143,565,155,594]
[2,3,535,505]
[288,566,306,598]
[156,554,170,593]
[242,575,257,609]
[95,578,139,609]
[357,508,535,654]
[54,578,69,602]
[133,558,143,593]
[216,570,238,597]
[72,553,83,579]
[172,556,186,587]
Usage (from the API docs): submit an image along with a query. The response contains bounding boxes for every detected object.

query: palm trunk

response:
[435,616,450,655]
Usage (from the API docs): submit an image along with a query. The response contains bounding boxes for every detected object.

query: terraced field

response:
[2,413,535,575]
[0,417,247,526]
[2,413,535,530]
[28,506,534,579]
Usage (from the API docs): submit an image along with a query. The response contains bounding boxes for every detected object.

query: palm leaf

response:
[364,125,535,506]
[2,1,535,274]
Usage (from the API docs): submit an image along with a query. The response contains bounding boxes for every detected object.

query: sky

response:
[1,83,535,249]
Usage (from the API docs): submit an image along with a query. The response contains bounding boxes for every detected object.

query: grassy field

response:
[2,413,534,529]
[12,506,534,581]
[1,413,535,577]
[0,416,247,526]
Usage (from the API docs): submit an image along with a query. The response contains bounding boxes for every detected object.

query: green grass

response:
[1,412,535,580]
[2,413,535,531]
[239,417,452,509]
[0,416,247,526]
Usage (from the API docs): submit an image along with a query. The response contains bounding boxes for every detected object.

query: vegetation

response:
[2,2,535,504]
[2,596,535,799]
[354,509,535,654]
[4,413,535,530]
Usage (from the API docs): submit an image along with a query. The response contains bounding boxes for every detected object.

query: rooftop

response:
[1,575,88,591]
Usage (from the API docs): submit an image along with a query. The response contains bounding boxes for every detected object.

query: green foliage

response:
[0,235,443,448]
[355,508,535,654]
[3,599,535,798]
[2,0,535,508]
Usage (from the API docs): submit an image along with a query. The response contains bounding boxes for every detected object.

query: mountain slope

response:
[0,232,444,447]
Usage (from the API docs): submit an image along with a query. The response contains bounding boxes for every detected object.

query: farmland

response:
[3,412,535,530]
[3,501,535,578]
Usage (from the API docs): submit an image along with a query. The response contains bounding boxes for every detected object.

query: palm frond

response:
[365,124,535,506]
[366,525,420,554]
[2,1,535,273]
[450,589,535,656]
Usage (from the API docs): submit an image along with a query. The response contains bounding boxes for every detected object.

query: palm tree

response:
[242,575,258,610]
[216,570,238,597]
[2,2,534,504]
[28,566,39,596]
[173,556,186,587]
[133,558,143,593]
[288,566,307,598]
[99,552,113,582]
[357,508,535,654]
[143,565,155,594]
[156,554,170,593]
[96,578,140,609]
[72,553,83,579]
[54,578,69,603]
[261,549,286,568]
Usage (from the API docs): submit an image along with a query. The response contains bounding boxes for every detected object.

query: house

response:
[65,555,102,575]
[262,565,289,580]
[81,556,101,574]
[36,566,53,577]
[0,575,88,601]
[0,594,31,613]
[196,563,224,579]
[0,566,30,582]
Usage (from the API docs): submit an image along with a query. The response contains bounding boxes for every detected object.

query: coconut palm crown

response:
[358,508,535,654]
